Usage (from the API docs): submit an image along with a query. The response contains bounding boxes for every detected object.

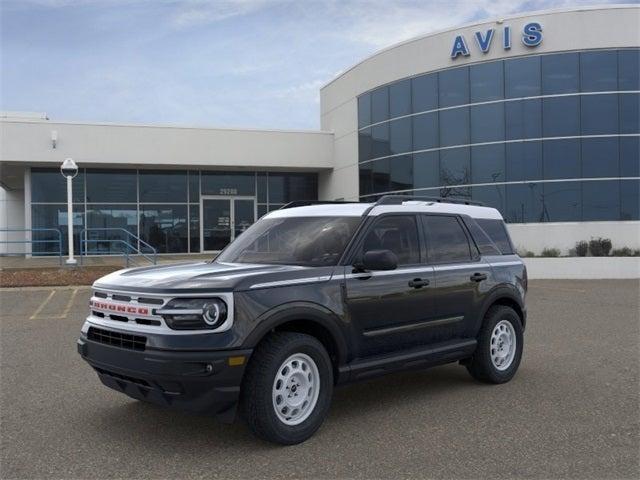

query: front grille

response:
[87,327,146,351]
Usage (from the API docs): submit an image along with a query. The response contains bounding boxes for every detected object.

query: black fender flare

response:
[242,301,351,366]
[475,285,526,333]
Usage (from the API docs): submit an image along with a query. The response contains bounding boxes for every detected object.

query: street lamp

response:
[60,158,78,265]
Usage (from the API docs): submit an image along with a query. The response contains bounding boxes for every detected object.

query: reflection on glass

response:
[234,199,255,240]
[86,205,137,254]
[440,148,470,186]
[389,79,411,118]
[541,53,579,94]
[389,117,412,155]
[202,199,231,251]
[471,144,505,184]
[371,86,389,123]
[542,182,581,222]
[581,94,619,135]
[31,169,85,203]
[139,170,187,203]
[86,170,136,203]
[583,180,620,221]
[139,205,188,253]
[581,51,618,92]
[31,204,84,255]
[581,138,619,178]
[412,73,438,113]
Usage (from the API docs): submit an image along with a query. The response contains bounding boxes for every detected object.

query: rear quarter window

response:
[476,219,514,255]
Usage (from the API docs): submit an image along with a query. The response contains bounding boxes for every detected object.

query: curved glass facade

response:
[357,49,640,222]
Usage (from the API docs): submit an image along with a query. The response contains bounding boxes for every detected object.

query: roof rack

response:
[373,195,485,207]
[279,200,361,210]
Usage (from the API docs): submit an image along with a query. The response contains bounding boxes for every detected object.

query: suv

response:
[77,195,527,444]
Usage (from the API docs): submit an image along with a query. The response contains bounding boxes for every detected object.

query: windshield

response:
[216,216,361,266]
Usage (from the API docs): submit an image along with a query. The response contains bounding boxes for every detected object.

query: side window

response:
[423,215,472,263]
[476,219,514,254]
[360,215,420,265]
[462,218,501,256]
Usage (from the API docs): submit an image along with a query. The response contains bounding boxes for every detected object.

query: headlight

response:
[157,298,228,330]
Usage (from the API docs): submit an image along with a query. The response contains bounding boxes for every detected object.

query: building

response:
[1,5,638,258]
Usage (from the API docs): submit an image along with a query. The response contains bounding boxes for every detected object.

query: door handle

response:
[408,278,430,288]
[470,272,488,282]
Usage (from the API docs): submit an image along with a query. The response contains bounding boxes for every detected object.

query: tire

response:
[466,305,523,384]
[240,332,333,445]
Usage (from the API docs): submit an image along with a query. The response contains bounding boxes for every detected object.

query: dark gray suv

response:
[77,195,527,444]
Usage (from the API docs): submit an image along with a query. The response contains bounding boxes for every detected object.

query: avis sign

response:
[450,22,542,59]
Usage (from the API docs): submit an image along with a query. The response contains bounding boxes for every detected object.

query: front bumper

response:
[77,336,252,422]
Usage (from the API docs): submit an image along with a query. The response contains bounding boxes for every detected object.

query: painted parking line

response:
[29,289,56,320]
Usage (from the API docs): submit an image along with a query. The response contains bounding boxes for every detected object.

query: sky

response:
[0,0,630,130]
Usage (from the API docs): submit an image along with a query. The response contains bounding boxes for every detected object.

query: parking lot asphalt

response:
[1,280,638,479]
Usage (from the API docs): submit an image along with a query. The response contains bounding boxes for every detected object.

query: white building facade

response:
[1,5,639,257]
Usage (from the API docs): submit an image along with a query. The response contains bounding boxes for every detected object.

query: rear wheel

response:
[240,332,333,445]
[466,305,523,384]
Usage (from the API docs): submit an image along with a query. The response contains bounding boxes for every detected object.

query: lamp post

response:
[60,158,78,265]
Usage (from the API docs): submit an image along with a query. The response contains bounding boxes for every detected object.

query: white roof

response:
[265,201,503,220]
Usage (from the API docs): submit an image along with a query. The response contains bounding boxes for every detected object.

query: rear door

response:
[421,214,492,340]
[343,214,437,357]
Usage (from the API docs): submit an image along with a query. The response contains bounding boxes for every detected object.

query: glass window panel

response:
[423,215,471,263]
[412,73,438,113]
[139,170,187,203]
[359,163,373,197]
[439,107,469,147]
[506,142,543,182]
[541,53,579,94]
[257,173,267,203]
[581,94,619,135]
[139,205,188,253]
[620,93,639,134]
[439,67,469,107]
[412,112,438,150]
[389,117,412,155]
[581,51,618,92]
[440,185,471,201]
[371,123,390,158]
[189,204,200,253]
[543,139,580,180]
[85,205,137,255]
[359,128,373,162]
[505,56,541,98]
[542,96,580,137]
[86,170,136,203]
[619,49,640,91]
[621,179,640,220]
[268,173,317,203]
[372,158,390,193]
[505,183,543,223]
[364,215,420,265]
[188,171,200,202]
[371,86,389,123]
[257,204,268,219]
[389,79,411,118]
[582,137,619,178]
[390,155,412,192]
[470,61,504,102]
[472,185,505,214]
[31,168,85,203]
[542,182,581,222]
[582,180,620,221]
[413,152,440,189]
[358,93,371,128]
[505,99,542,140]
[31,204,84,256]
[201,172,255,196]
[268,204,285,212]
[440,147,470,186]
[470,103,505,143]
[620,137,640,178]
[471,144,505,184]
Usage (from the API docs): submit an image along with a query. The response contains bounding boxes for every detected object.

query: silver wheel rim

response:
[490,320,517,371]
[272,353,320,426]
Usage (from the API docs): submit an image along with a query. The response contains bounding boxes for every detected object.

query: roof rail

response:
[279,200,361,210]
[373,195,485,207]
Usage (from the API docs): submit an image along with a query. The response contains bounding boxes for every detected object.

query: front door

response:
[201,196,255,252]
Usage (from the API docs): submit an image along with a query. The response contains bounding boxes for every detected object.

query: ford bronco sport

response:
[78,195,527,444]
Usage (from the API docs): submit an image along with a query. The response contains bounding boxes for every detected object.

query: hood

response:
[93,261,314,293]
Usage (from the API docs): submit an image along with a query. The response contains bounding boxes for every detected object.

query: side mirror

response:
[362,249,398,271]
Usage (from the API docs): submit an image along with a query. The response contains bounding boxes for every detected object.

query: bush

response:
[589,237,612,257]
[611,247,640,257]
[575,241,589,257]
[541,247,561,257]
[517,248,535,257]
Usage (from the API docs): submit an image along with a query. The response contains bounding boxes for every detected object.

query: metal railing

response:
[0,228,63,265]
[79,228,157,267]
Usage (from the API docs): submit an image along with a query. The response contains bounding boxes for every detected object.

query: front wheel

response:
[466,305,523,384]
[240,332,333,445]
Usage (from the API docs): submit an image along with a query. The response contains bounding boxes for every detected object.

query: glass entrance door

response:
[201,196,255,252]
